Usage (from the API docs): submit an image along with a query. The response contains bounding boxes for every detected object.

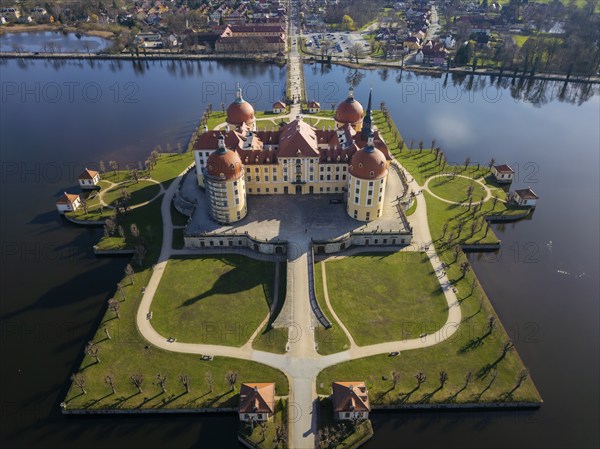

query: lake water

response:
[0,59,598,448]
[0,31,112,53]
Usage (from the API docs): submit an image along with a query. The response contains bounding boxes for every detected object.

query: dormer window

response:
[370,171,375,177]
[359,163,363,168]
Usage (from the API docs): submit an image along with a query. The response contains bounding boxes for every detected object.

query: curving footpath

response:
[134,22,463,447]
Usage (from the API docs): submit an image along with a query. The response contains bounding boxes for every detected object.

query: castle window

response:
[257,188,261,192]
[246,168,250,173]
[255,176,260,182]
[273,175,278,181]
[274,188,278,193]
[266,188,270,193]
[367,199,372,205]
[370,171,374,177]
[359,163,363,168]
[369,181,374,187]
[247,176,251,182]
[355,188,359,194]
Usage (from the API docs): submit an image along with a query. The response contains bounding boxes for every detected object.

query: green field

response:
[314,261,352,355]
[252,262,289,354]
[323,252,448,345]
[64,267,288,410]
[317,247,541,405]
[427,175,487,203]
[151,256,277,346]
[102,180,161,207]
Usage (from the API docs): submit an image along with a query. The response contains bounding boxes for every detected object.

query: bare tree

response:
[441,222,449,239]
[488,157,496,170]
[415,371,426,388]
[225,370,238,391]
[116,282,125,301]
[156,373,167,393]
[439,371,448,388]
[125,264,135,284]
[347,42,366,64]
[71,373,87,394]
[460,261,470,279]
[109,160,119,174]
[130,373,144,393]
[179,373,191,393]
[205,371,214,393]
[107,298,120,318]
[105,374,116,394]
[392,370,400,390]
[84,341,100,364]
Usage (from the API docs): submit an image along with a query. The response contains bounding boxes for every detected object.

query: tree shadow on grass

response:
[137,391,165,408]
[110,392,140,409]
[84,391,114,408]
[178,262,270,307]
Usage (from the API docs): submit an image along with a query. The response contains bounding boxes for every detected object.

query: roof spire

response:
[348,85,355,101]
[361,88,374,141]
[217,134,227,153]
[235,82,243,103]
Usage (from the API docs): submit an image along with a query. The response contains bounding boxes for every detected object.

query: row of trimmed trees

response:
[70,369,240,397]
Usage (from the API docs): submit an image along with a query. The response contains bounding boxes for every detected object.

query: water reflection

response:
[305,63,598,107]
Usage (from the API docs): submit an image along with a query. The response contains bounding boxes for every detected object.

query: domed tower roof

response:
[206,135,244,181]
[349,129,387,180]
[335,86,364,125]
[226,83,255,126]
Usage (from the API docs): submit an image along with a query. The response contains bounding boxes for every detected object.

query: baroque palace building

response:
[193,85,392,224]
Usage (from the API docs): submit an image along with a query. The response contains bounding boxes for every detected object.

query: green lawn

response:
[66,186,114,221]
[404,199,417,217]
[428,176,486,203]
[512,35,530,48]
[64,267,288,411]
[149,153,194,187]
[102,180,161,207]
[323,252,448,345]
[206,111,227,130]
[94,152,192,252]
[238,398,288,449]
[314,261,351,355]
[316,248,542,405]
[151,256,276,346]
[252,262,289,354]
[317,120,542,404]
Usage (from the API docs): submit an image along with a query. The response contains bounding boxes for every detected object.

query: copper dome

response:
[227,101,255,126]
[227,84,255,126]
[349,146,387,180]
[206,148,244,181]
[335,88,364,124]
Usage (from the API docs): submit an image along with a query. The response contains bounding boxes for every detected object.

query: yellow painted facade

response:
[346,173,387,222]
[205,172,247,224]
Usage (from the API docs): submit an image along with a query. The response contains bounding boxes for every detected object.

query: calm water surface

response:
[1,59,598,448]
[0,31,112,53]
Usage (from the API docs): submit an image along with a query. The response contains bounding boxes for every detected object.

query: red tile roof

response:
[239,383,275,414]
[56,192,80,204]
[515,188,539,199]
[78,168,99,180]
[278,119,320,157]
[494,164,514,173]
[332,381,370,412]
